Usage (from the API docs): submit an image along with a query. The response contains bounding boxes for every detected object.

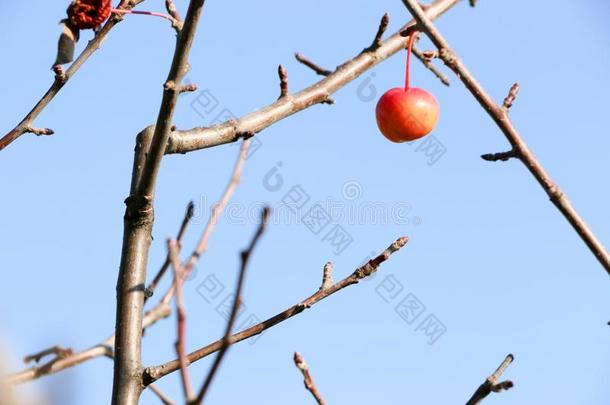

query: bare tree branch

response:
[191,207,271,405]
[293,352,327,405]
[144,236,409,385]
[168,240,194,401]
[160,139,252,306]
[3,136,250,387]
[401,0,610,274]
[0,0,147,151]
[112,1,207,402]
[164,0,461,155]
[145,202,195,301]
[466,354,514,405]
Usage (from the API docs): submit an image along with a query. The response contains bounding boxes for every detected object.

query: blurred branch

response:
[160,139,252,306]
[293,352,327,405]
[168,240,194,401]
[466,354,514,404]
[145,202,195,301]
[191,207,271,405]
[3,303,171,385]
[0,0,147,151]
[144,236,409,385]
[164,0,461,154]
[401,0,610,274]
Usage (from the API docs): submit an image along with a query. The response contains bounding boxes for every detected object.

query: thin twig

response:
[278,65,289,98]
[293,352,327,405]
[191,207,271,405]
[150,384,177,405]
[401,0,610,274]
[144,236,409,385]
[160,139,252,306]
[294,53,332,77]
[110,8,181,32]
[0,0,147,151]
[165,0,461,154]
[412,46,450,86]
[466,354,514,405]
[168,240,194,401]
[370,13,390,50]
[145,202,195,301]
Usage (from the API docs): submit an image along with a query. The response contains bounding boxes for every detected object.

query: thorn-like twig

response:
[466,354,515,405]
[293,352,327,405]
[502,82,520,110]
[370,13,390,50]
[481,150,518,162]
[191,207,271,405]
[144,236,409,385]
[145,201,195,301]
[278,64,289,98]
[294,53,332,77]
[320,262,334,291]
[168,240,194,401]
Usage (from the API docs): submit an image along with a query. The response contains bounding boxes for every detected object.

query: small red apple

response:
[376,87,439,142]
[375,31,440,143]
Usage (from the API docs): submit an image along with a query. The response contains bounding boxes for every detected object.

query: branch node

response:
[294,53,332,77]
[24,346,73,364]
[502,82,520,110]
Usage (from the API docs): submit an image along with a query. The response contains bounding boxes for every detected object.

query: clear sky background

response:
[1,1,609,404]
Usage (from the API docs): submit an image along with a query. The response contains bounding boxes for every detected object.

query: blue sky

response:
[1,1,609,404]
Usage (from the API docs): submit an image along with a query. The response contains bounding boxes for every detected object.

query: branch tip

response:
[278,64,289,98]
[294,53,332,77]
[370,13,390,50]
[502,82,520,110]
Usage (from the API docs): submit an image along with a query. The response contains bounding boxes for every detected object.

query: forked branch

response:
[466,354,514,404]
[401,0,610,274]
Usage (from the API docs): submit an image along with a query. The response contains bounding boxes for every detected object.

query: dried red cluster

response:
[67,0,112,30]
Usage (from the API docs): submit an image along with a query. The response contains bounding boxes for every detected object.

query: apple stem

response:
[111,8,175,22]
[404,32,417,91]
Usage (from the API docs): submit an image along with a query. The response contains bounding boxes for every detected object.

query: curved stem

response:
[404,32,417,91]
[111,8,175,22]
